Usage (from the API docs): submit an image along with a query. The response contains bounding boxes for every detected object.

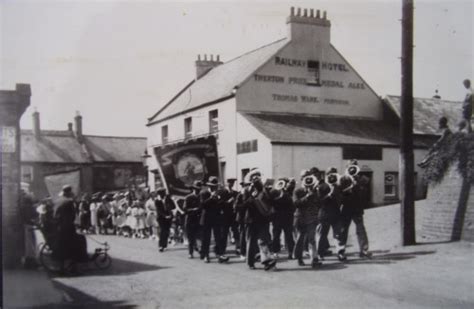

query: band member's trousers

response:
[271,221,295,255]
[339,214,369,253]
[185,223,200,255]
[317,219,344,256]
[246,222,271,267]
[238,222,247,256]
[294,222,317,260]
[201,223,223,258]
[158,218,172,249]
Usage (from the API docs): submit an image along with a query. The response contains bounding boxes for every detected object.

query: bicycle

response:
[37,228,112,274]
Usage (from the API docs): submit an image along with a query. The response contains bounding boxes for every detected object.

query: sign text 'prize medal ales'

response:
[154,136,219,196]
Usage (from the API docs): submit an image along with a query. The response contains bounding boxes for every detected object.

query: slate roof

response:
[148,38,289,123]
[21,130,89,163]
[84,135,147,162]
[241,112,431,148]
[21,130,146,164]
[385,95,462,135]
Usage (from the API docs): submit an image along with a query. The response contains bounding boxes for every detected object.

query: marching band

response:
[154,159,372,271]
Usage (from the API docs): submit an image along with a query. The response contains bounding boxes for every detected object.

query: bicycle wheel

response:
[39,243,61,273]
[93,252,112,270]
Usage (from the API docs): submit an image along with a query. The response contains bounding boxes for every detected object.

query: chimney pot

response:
[310,9,314,18]
[204,54,207,61]
[316,9,320,18]
[74,111,83,140]
[290,7,295,16]
[297,7,301,16]
[303,9,308,17]
[210,54,214,61]
[217,55,220,61]
[32,109,40,139]
[197,54,201,61]
[67,122,73,131]
[323,11,327,19]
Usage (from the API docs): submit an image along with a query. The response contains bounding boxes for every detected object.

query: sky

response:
[1,0,473,137]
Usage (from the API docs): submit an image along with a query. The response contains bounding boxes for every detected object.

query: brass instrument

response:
[326,173,340,185]
[302,174,318,189]
[274,179,287,191]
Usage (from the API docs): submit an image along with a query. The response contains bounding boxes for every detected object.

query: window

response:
[184,117,192,139]
[343,146,383,160]
[161,125,168,144]
[237,139,258,154]
[384,172,398,198]
[21,165,33,183]
[209,109,218,133]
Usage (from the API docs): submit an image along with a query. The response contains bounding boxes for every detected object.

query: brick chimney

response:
[67,122,73,131]
[74,111,83,140]
[32,108,40,139]
[287,7,331,44]
[195,54,223,80]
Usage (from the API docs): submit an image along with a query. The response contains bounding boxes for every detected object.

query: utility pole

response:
[400,0,416,245]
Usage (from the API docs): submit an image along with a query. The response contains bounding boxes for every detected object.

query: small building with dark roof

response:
[21,111,147,199]
[146,7,461,205]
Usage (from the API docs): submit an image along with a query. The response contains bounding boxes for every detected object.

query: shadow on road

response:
[345,249,436,265]
[50,257,169,278]
[40,281,144,309]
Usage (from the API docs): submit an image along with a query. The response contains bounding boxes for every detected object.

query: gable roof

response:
[147,38,289,124]
[21,130,90,163]
[385,95,462,135]
[241,112,431,148]
[83,135,146,162]
[21,130,146,164]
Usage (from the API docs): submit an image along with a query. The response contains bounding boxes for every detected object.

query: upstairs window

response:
[161,125,168,144]
[184,117,192,139]
[209,109,218,133]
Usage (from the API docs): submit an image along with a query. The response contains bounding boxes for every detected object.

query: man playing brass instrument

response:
[338,160,372,259]
[271,177,296,259]
[245,169,277,270]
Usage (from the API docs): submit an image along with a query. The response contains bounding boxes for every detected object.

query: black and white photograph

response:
[1,0,473,308]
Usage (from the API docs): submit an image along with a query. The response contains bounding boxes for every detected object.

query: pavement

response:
[3,200,474,309]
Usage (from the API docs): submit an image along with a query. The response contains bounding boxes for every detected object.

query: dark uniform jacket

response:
[318,182,341,222]
[221,188,238,226]
[234,190,251,224]
[199,190,222,226]
[156,196,175,220]
[183,193,201,226]
[244,188,272,225]
[340,175,369,216]
[293,189,319,227]
[272,191,295,226]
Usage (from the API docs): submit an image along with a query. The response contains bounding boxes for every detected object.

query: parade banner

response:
[44,169,81,204]
[154,136,219,196]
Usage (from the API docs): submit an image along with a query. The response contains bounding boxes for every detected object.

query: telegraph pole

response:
[400,0,416,245]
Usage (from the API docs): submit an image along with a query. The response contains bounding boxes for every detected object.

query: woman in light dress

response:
[89,195,100,234]
[145,192,158,240]
[136,201,147,238]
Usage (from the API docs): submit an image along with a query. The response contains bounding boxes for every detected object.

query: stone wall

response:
[421,163,474,241]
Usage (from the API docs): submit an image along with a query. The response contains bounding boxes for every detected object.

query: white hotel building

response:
[146,7,456,205]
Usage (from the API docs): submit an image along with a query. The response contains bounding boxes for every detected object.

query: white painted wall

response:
[271,144,429,205]
[235,113,272,184]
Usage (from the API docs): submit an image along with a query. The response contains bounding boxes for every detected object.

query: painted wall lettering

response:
[348,82,365,89]
[321,62,350,72]
[254,74,285,83]
[321,80,344,88]
[324,98,349,105]
[301,96,320,103]
[272,94,298,102]
[275,56,306,67]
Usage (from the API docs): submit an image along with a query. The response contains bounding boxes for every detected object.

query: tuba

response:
[274,179,287,191]
[326,172,340,185]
